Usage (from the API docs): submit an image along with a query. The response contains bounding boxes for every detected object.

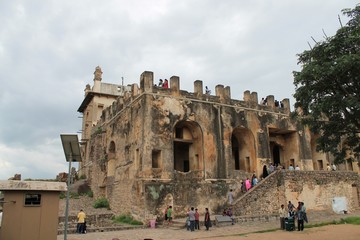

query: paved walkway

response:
[57,210,360,240]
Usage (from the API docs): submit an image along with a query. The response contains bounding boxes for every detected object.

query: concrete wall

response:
[0,191,60,240]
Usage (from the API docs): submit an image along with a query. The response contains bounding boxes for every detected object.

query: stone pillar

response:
[93,66,102,92]
[131,83,139,97]
[281,98,290,114]
[194,80,203,97]
[251,92,258,103]
[85,84,91,95]
[140,71,153,93]
[243,90,251,101]
[170,76,180,96]
[215,85,225,102]
[224,86,231,101]
[267,95,275,108]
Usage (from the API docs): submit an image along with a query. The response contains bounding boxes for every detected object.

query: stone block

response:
[215,215,233,226]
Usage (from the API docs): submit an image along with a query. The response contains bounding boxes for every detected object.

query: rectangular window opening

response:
[317,159,323,170]
[24,193,41,206]
[152,150,161,168]
[175,128,183,139]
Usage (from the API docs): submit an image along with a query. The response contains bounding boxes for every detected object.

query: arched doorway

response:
[173,121,203,172]
[231,127,256,173]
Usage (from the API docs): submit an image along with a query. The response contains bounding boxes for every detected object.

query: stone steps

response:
[58,223,145,235]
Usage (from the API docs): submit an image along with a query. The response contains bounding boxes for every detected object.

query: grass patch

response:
[236,216,360,237]
[305,221,333,229]
[238,228,278,236]
[338,216,360,225]
[305,216,360,229]
[59,192,80,199]
[93,197,110,209]
[112,214,143,225]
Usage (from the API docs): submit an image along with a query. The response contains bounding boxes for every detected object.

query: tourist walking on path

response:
[245,178,251,191]
[188,207,196,231]
[204,208,211,230]
[195,208,200,230]
[227,189,234,205]
[77,209,86,234]
[296,202,306,231]
[279,204,287,230]
[164,206,169,224]
[288,201,295,217]
[167,206,173,225]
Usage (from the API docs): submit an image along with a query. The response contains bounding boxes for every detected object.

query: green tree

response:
[293,5,360,165]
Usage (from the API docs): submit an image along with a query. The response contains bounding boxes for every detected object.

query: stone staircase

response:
[232,170,284,216]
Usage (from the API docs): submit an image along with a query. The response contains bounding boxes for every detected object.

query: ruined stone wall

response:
[233,170,359,216]
[284,171,359,211]
[143,176,243,220]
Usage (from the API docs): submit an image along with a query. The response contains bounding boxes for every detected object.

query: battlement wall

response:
[141,71,290,112]
[97,71,291,128]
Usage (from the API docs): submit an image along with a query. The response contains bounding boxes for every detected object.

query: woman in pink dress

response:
[245,178,251,191]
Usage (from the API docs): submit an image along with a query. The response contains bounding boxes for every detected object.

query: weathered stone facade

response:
[77,67,359,220]
[233,170,360,216]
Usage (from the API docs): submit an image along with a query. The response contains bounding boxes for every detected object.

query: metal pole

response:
[64,154,72,240]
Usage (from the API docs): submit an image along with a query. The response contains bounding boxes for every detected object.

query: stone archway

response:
[231,127,256,173]
[173,121,203,172]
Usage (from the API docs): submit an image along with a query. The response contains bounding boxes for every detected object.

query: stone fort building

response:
[77,66,359,220]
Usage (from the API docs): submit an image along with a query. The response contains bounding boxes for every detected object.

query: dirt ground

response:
[208,224,360,240]
[58,222,360,240]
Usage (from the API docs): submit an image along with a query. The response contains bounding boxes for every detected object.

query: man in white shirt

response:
[279,204,287,230]
[227,189,234,206]
[332,163,337,171]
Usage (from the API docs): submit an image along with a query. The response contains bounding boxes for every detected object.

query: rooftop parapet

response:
[194,80,203,97]
[103,70,292,121]
[215,85,231,104]
[140,71,154,93]
[170,76,180,96]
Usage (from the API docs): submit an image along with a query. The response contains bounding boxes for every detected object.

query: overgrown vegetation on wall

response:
[93,197,110,209]
[112,214,143,225]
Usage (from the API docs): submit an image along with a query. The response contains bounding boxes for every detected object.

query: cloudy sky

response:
[0,0,357,180]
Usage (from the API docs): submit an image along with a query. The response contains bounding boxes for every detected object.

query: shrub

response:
[93,197,110,209]
[113,214,143,225]
[79,174,87,180]
[84,190,93,198]
[59,191,79,199]
[59,192,65,199]
[69,192,80,199]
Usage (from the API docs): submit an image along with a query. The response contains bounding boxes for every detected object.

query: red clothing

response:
[195,211,199,220]
[163,80,169,88]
